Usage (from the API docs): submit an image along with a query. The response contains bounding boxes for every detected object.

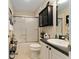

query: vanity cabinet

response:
[40,41,49,59]
[51,46,68,59]
[40,41,69,59]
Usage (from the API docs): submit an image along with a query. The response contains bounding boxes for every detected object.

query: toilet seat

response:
[30,43,41,51]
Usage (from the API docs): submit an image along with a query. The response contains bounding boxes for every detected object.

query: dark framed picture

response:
[9,8,13,25]
[9,17,13,25]
[66,15,69,24]
[9,8,12,15]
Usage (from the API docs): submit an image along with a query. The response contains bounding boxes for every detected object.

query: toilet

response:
[30,43,41,59]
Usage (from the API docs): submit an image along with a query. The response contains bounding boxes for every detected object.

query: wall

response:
[9,0,14,15]
[58,7,69,35]
[9,0,14,43]
[13,11,35,17]
[13,16,39,43]
[35,0,57,39]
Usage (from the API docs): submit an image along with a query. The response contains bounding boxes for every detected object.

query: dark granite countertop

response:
[40,39,69,56]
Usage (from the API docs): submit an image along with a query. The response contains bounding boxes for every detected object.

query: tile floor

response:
[14,43,31,59]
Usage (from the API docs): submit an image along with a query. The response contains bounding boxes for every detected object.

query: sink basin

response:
[47,39,69,47]
[47,39,69,52]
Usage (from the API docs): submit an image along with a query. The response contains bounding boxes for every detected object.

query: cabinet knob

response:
[49,48,51,50]
[46,46,48,48]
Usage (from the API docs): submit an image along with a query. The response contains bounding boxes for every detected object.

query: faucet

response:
[55,34,58,39]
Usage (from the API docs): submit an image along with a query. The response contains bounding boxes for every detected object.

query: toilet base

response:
[31,51,40,59]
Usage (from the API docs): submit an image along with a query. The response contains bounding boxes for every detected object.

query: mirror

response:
[56,18,63,35]
[56,0,69,38]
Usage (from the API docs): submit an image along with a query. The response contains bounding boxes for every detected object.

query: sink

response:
[47,39,69,52]
[47,39,69,47]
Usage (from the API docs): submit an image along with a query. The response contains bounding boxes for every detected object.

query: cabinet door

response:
[51,47,68,59]
[43,7,48,26]
[51,48,60,59]
[39,13,43,27]
[48,6,53,26]
[48,46,58,59]
[40,41,49,59]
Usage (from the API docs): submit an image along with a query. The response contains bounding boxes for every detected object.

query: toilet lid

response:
[30,43,41,48]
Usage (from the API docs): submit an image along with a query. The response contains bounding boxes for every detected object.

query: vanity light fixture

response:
[58,0,68,4]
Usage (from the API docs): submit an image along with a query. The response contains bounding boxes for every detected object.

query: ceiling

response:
[11,0,69,16]
[12,0,47,15]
